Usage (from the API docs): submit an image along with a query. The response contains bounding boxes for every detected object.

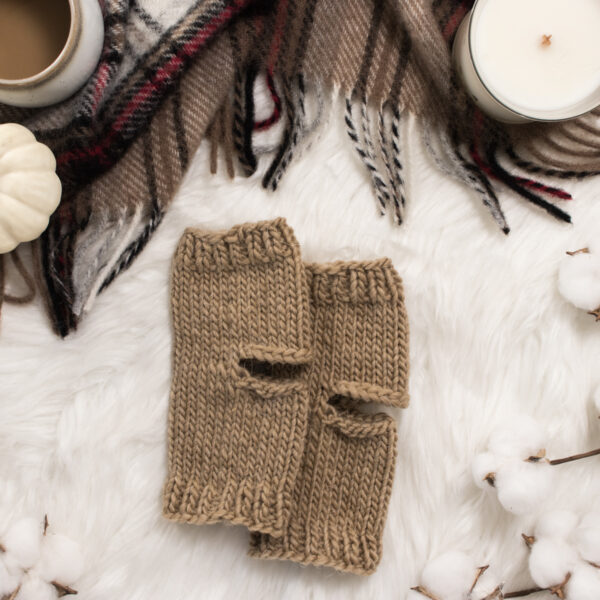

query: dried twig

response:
[521,447,600,467]
[549,572,571,599]
[522,534,536,549]
[549,448,600,466]
[481,586,504,600]
[503,574,571,599]
[410,585,440,600]
[525,449,547,463]
[4,585,21,600]
[566,248,590,256]
[484,472,496,487]
[588,307,600,322]
[43,514,49,535]
[52,581,78,597]
[503,586,545,598]
[469,565,489,594]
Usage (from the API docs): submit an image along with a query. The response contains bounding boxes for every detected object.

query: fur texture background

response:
[1,102,599,599]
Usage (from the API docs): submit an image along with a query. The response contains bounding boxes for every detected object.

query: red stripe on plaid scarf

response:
[254,73,282,131]
[515,176,572,200]
[90,62,112,113]
[57,0,249,168]
[443,1,469,40]
[471,109,572,200]
[470,144,572,201]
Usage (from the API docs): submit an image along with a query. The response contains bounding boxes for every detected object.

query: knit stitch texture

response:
[249,259,410,575]
[163,218,312,536]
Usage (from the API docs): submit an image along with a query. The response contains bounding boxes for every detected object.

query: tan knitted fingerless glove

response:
[163,219,312,536]
[249,259,410,574]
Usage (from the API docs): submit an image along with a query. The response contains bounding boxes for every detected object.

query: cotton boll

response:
[36,534,83,585]
[573,512,600,565]
[15,575,57,600]
[535,510,578,540]
[3,518,42,569]
[488,416,546,459]
[1,553,23,577]
[470,565,501,600]
[578,512,600,530]
[421,551,476,600]
[593,385,600,417]
[529,538,579,589]
[495,460,554,515]
[472,453,499,489]
[0,555,20,596]
[566,564,600,600]
[558,252,600,312]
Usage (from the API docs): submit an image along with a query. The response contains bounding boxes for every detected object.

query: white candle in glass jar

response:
[453,0,600,123]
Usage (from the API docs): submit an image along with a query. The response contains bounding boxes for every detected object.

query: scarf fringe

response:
[0,249,37,315]
[205,65,600,234]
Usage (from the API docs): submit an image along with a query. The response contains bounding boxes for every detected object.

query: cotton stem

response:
[549,447,600,466]
[588,307,600,322]
[521,533,535,548]
[410,585,440,600]
[470,565,490,593]
[549,572,571,599]
[52,581,78,597]
[504,573,571,599]
[503,587,544,598]
[3,586,21,600]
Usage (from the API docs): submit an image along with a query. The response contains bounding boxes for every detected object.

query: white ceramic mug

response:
[0,0,104,108]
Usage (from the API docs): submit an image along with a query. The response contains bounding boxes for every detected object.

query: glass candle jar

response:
[453,0,600,123]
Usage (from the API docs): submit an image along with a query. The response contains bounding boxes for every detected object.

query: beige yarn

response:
[163,219,410,574]
[249,259,410,575]
[163,218,312,536]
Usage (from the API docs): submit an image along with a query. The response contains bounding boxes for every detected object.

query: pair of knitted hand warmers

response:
[162,218,410,575]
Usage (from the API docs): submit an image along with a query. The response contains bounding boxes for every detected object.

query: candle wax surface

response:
[473,0,600,114]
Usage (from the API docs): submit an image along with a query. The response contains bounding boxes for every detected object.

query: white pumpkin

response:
[0,123,62,254]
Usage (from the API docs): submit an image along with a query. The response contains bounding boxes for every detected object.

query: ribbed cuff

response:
[248,527,383,575]
[306,258,404,304]
[163,477,291,536]
[176,218,300,271]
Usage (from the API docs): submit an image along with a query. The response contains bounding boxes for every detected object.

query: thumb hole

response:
[328,380,409,409]
[237,343,311,384]
[319,393,395,439]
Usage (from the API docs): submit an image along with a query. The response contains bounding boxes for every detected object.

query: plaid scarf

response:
[2,0,599,335]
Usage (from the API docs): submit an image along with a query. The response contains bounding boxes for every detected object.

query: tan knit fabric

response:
[250,259,410,575]
[163,218,312,536]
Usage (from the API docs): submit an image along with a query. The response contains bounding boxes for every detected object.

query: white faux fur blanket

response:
[1,106,599,599]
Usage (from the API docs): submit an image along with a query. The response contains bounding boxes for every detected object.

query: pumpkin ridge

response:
[0,123,61,255]
[0,172,61,215]
[0,143,56,175]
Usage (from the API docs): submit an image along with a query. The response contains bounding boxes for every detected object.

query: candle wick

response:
[541,34,552,47]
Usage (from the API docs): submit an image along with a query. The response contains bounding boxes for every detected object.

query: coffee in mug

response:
[0,0,72,80]
[0,0,104,108]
